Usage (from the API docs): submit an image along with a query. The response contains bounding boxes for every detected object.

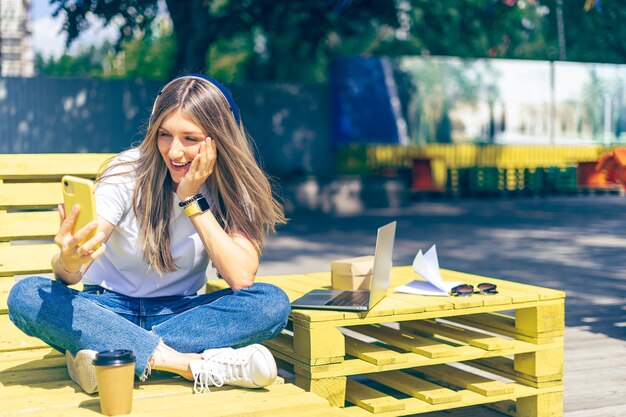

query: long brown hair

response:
[100,77,286,274]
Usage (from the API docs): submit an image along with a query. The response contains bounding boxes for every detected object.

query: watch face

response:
[197,197,210,212]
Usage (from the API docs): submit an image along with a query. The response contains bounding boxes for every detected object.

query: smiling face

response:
[157,108,207,188]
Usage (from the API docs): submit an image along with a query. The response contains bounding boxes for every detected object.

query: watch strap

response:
[184,196,210,217]
[179,193,203,207]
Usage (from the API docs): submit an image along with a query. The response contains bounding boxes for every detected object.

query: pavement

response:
[255,193,626,416]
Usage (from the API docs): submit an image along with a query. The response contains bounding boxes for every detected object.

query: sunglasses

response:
[450,283,498,296]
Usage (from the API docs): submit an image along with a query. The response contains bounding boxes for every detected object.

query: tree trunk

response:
[165,0,214,76]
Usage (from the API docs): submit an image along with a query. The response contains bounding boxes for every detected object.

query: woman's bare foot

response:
[150,342,202,380]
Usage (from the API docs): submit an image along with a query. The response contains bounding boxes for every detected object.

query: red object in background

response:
[412,158,440,191]
[578,161,607,186]
[596,149,626,189]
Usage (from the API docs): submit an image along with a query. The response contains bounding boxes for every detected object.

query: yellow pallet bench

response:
[0,347,346,417]
[207,268,565,417]
[0,153,346,417]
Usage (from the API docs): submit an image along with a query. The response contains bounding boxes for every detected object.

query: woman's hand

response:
[54,204,106,273]
[176,137,216,200]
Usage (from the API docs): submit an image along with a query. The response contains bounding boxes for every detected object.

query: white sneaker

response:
[66,349,98,394]
[189,344,277,393]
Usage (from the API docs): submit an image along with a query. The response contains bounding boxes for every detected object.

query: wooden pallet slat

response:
[0,347,63,372]
[1,366,70,386]
[387,291,456,313]
[291,307,348,323]
[0,277,13,314]
[0,244,58,277]
[368,292,425,317]
[383,294,429,315]
[254,274,312,294]
[264,332,297,360]
[344,336,408,366]
[1,276,81,315]
[0,183,63,209]
[0,211,59,241]
[449,312,515,334]
[447,313,564,343]
[403,319,515,350]
[0,315,50,352]
[0,153,114,180]
[342,384,563,417]
[355,324,461,359]
[367,370,461,405]
[1,378,334,417]
[130,388,337,417]
[410,364,515,397]
[346,378,406,413]
[472,356,563,387]
[442,269,565,301]
[292,335,563,381]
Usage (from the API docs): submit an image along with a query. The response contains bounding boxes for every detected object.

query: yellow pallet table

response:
[208,267,565,417]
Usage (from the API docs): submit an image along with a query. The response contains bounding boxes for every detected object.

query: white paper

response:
[395,245,461,296]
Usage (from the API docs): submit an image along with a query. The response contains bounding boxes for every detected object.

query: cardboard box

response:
[331,256,374,290]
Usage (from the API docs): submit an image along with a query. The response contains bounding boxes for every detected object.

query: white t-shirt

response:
[83,149,212,297]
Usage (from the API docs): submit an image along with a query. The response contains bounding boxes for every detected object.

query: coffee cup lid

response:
[92,349,136,366]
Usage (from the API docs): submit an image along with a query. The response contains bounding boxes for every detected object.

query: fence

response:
[0,77,331,177]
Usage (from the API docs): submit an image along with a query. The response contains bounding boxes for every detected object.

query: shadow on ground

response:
[259,195,626,341]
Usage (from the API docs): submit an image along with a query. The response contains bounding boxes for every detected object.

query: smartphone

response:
[61,175,99,247]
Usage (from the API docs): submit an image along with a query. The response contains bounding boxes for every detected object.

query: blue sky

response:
[30,0,119,58]
[31,0,54,19]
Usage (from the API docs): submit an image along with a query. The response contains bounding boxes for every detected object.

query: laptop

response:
[290,221,396,311]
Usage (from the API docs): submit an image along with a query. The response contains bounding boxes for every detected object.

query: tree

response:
[49,0,401,79]
[543,0,626,64]
[391,0,549,60]
[51,0,159,51]
[111,30,176,80]
[241,0,401,82]
[49,1,626,82]
[371,1,626,65]
[36,23,175,80]
[35,43,111,78]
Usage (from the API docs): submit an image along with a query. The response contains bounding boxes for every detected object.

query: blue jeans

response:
[7,276,291,377]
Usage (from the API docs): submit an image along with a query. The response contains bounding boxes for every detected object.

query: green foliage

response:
[36,25,175,81]
[545,0,626,64]
[205,34,255,83]
[50,0,159,49]
[35,44,110,78]
[43,0,626,82]
[111,34,176,80]
[236,0,401,82]
[389,0,549,60]
[46,0,403,81]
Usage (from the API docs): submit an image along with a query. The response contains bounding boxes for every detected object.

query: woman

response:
[7,74,291,394]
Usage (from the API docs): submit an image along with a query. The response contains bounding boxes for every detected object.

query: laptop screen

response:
[368,221,396,307]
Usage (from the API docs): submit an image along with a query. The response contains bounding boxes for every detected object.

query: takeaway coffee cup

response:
[93,350,136,416]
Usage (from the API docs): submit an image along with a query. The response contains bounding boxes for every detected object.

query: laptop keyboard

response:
[326,291,369,307]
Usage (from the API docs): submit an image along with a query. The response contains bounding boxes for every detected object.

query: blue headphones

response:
[150,73,241,125]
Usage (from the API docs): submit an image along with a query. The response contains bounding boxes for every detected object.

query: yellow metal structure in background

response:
[338,144,609,190]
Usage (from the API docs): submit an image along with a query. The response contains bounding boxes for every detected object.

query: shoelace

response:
[193,352,252,394]
[193,365,223,394]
